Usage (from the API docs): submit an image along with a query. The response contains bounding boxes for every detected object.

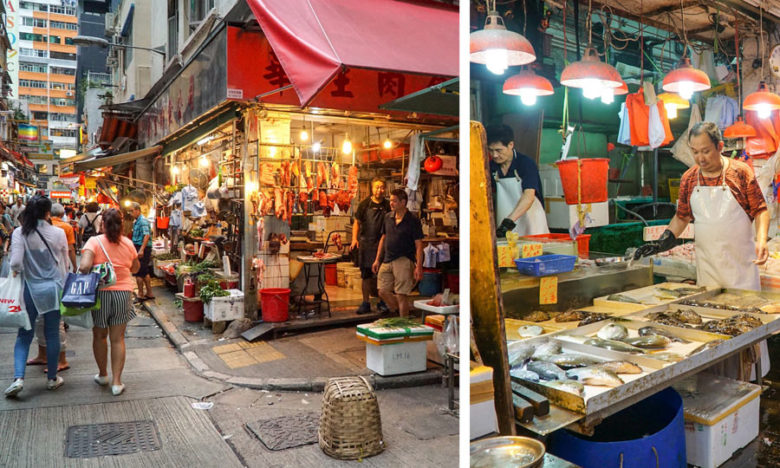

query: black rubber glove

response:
[633,229,678,260]
[495,218,516,238]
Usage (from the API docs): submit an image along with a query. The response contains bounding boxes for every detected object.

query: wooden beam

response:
[469,121,515,435]
[643,0,700,17]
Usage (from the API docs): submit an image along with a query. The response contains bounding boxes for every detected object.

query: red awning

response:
[246,0,458,106]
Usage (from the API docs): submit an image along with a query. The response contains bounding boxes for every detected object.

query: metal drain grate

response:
[246,412,320,451]
[65,420,162,458]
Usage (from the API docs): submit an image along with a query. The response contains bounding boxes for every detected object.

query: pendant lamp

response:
[470,3,535,75]
[657,92,690,119]
[502,69,553,106]
[560,48,623,100]
[743,81,780,119]
[662,58,710,100]
[723,116,757,139]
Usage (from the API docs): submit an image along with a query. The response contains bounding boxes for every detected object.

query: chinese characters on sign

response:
[539,276,558,305]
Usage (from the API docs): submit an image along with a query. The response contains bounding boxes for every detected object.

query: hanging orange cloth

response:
[744,110,780,159]
[626,89,673,147]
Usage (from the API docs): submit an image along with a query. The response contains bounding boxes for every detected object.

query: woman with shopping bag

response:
[4,195,69,397]
[78,208,140,396]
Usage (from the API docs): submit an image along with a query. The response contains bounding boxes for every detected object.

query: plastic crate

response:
[513,254,577,276]
[521,233,591,257]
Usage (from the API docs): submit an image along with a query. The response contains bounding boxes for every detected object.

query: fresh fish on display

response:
[517,325,544,337]
[578,313,610,326]
[597,323,628,340]
[687,339,726,355]
[607,294,642,304]
[555,310,586,322]
[524,310,550,322]
[674,309,703,325]
[584,338,646,354]
[594,360,643,374]
[698,314,762,336]
[622,335,671,349]
[647,309,702,327]
[526,361,567,381]
[541,379,585,397]
[507,341,536,365]
[647,352,684,362]
[535,353,602,369]
[532,341,562,359]
[566,367,624,387]
[510,367,540,382]
[638,326,689,343]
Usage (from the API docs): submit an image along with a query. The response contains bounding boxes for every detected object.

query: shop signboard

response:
[36,178,48,189]
[137,29,227,148]
[5,0,18,98]
[225,27,451,118]
[49,190,72,199]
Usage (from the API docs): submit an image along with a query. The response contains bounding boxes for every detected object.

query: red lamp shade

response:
[661,58,711,99]
[613,81,629,96]
[560,48,623,90]
[424,155,443,172]
[743,81,780,118]
[502,70,554,96]
[470,12,536,69]
[723,116,757,139]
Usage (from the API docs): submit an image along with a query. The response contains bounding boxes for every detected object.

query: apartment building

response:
[17,0,78,154]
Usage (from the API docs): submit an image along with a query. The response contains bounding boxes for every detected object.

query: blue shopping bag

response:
[60,272,100,308]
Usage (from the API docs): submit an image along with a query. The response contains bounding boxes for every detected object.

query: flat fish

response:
[507,341,535,365]
[510,367,540,382]
[622,335,671,349]
[597,323,628,340]
[535,353,602,369]
[638,326,688,343]
[566,367,624,388]
[607,294,641,304]
[585,338,646,354]
[532,341,562,359]
[526,360,567,381]
[578,313,610,326]
[542,379,585,397]
[594,360,643,374]
[518,325,544,337]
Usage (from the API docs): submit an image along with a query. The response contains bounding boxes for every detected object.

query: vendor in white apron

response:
[486,125,549,238]
[634,121,770,380]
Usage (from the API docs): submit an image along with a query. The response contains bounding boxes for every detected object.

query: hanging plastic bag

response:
[0,275,30,330]
[60,272,100,308]
[671,103,702,167]
[0,256,9,279]
[61,310,95,329]
[443,315,459,354]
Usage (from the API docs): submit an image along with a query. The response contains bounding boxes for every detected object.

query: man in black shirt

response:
[351,177,391,315]
[372,189,424,317]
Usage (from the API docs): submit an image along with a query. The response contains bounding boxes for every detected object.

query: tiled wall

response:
[258,253,289,289]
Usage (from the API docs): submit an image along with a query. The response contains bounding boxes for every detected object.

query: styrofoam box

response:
[545,198,609,229]
[204,289,244,322]
[470,365,498,439]
[365,340,427,376]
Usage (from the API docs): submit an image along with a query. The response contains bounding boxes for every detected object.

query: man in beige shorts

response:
[372,189,424,317]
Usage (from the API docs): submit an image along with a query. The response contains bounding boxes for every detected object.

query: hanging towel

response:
[627,90,673,147]
[617,103,632,146]
[705,95,739,131]
[406,133,424,191]
[423,244,439,268]
[648,105,666,149]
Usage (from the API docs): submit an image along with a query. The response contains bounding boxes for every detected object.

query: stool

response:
[319,376,384,460]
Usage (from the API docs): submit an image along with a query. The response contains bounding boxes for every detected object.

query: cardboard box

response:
[674,375,761,468]
[545,198,609,229]
[470,363,498,439]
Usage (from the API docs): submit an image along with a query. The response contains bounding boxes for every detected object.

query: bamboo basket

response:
[319,376,384,459]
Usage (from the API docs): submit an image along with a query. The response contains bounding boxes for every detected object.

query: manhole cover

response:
[246,412,319,451]
[65,420,162,458]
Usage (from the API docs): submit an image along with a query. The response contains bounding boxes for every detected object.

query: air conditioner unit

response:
[105,13,116,36]
[66,91,73,97]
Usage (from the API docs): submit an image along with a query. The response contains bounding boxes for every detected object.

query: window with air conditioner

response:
[188,0,214,33]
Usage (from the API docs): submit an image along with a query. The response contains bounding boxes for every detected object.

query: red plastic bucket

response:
[324,264,337,286]
[556,158,609,204]
[183,299,203,322]
[260,288,291,322]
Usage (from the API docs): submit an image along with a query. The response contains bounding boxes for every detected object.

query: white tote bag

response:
[0,275,30,330]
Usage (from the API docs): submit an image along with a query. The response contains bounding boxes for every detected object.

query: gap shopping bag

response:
[60,272,100,308]
[0,275,30,330]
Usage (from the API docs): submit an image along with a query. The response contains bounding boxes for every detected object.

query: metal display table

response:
[294,255,340,318]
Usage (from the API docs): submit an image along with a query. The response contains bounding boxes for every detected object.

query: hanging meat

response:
[281,161,291,187]
[347,165,359,196]
[299,191,308,216]
[336,190,353,211]
[316,162,326,188]
[312,188,319,209]
[274,187,284,219]
[305,161,314,191]
[319,190,328,208]
[331,162,341,189]
[286,190,294,224]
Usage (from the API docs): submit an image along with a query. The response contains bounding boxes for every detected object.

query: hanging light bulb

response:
[171,166,180,175]
[724,116,757,139]
[743,82,780,120]
[665,104,678,119]
[470,1,536,73]
[342,137,352,155]
[502,69,553,107]
[383,139,393,149]
[662,58,710,99]
[560,48,622,98]
[658,93,689,120]
[199,156,209,168]
[300,129,309,141]
[312,141,321,153]
[600,88,614,104]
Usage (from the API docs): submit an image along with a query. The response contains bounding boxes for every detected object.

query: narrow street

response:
[0,298,458,467]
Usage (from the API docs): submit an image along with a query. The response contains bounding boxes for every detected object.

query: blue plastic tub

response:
[513,254,577,276]
[548,387,686,468]
[419,271,442,296]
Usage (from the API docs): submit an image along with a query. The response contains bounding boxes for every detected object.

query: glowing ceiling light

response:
[485,48,508,75]
[199,156,209,168]
[662,58,710,100]
[171,166,180,175]
[469,4,536,73]
[342,137,352,155]
[300,129,309,141]
[312,141,321,153]
[383,139,393,149]
[502,69,553,106]
[744,82,780,120]
[600,88,614,104]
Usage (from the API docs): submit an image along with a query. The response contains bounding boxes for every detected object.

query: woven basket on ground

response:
[319,376,384,460]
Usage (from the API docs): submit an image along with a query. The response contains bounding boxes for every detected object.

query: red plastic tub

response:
[260,288,291,322]
[324,264,337,286]
[219,280,239,289]
[445,271,459,294]
[556,158,609,204]
[522,233,592,258]
[183,299,203,322]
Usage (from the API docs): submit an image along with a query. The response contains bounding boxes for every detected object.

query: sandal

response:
[42,364,70,373]
[26,358,46,366]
